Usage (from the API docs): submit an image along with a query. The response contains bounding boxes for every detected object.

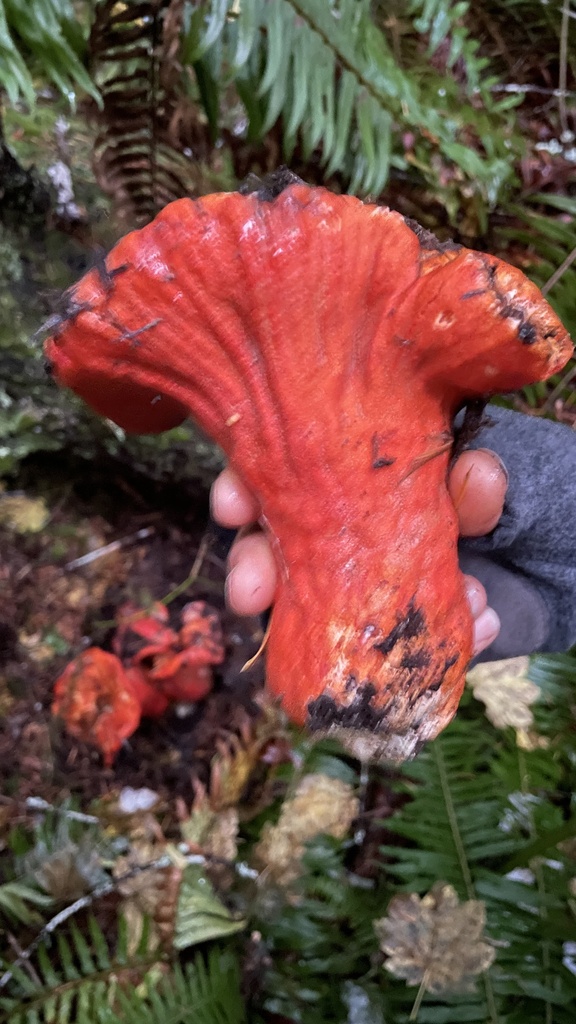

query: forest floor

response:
[0,455,267,825]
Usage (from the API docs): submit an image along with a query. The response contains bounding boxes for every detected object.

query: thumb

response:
[449,448,509,537]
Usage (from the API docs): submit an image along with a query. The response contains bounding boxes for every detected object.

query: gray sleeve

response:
[458,405,576,658]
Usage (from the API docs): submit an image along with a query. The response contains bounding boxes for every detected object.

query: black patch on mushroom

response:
[373,600,426,656]
[400,648,432,671]
[518,320,538,345]
[403,218,462,254]
[307,683,390,733]
[93,251,130,293]
[239,167,305,202]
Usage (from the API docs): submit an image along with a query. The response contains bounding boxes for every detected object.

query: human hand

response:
[211,450,508,657]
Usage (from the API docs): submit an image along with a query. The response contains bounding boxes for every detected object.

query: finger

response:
[463,574,487,618]
[463,574,501,655]
[210,467,260,528]
[449,449,508,537]
[226,531,277,615]
[463,573,501,655]
[472,607,501,656]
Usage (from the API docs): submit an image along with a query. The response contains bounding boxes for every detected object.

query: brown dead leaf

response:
[467,657,540,731]
[0,494,49,533]
[254,773,359,887]
[180,787,239,864]
[206,701,289,813]
[0,674,15,715]
[114,840,181,953]
[33,843,104,901]
[516,728,550,751]
[375,882,495,994]
[178,782,240,889]
[91,787,164,842]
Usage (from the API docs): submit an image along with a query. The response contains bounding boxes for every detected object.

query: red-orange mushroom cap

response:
[45,176,573,762]
[52,648,142,765]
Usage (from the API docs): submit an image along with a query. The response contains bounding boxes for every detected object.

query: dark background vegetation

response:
[1,2,576,1022]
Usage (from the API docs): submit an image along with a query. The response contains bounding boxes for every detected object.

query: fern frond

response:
[0,914,159,1024]
[186,0,517,211]
[89,0,204,223]
[1,923,245,1024]
[505,196,576,338]
[114,948,246,1024]
[379,692,576,1022]
[528,651,576,739]
[0,883,52,927]
[251,835,388,1022]
[407,0,495,94]
[0,2,36,106]
[0,0,98,106]
[86,0,548,223]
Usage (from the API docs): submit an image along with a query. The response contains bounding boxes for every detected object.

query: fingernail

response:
[224,566,236,608]
[473,607,501,654]
[465,578,486,618]
[477,448,509,485]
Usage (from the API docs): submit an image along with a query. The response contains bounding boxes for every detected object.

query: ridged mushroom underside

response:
[45,182,573,761]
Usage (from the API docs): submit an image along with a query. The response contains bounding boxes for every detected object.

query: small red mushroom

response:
[113,601,180,664]
[53,602,224,763]
[142,601,225,703]
[52,648,142,766]
[114,599,224,703]
[123,664,170,718]
[179,601,225,661]
[45,176,573,761]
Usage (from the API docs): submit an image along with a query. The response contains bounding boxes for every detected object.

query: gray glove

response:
[459,406,576,660]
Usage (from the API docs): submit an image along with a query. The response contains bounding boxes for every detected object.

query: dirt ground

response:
[0,452,266,817]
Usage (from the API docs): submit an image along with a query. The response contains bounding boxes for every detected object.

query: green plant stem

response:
[434,744,474,900]
[410,971,429,1020]
[161,533,210,606]
[558,1,571,136]
[434,743,500,1024]
[542,243,576,297]
[518,747,553,1024]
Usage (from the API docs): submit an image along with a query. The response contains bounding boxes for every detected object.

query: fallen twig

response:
[65,527,154,570]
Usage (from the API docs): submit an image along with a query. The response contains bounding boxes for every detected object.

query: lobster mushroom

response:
[45,176,572,762]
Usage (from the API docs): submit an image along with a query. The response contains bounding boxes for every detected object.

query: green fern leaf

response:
[194,0,229,60]
[68,922,96,977]
[87,917,109,972]
[0,884,52,927]
[174,867,245,950]
[2,0,99,106]
[187,0,516,214]
[284,24,312,143]
[35,947,59,992]
[257,1,286,96]
[0,2,36,105]
[324,67,355,175]
[230,0,258,72]
[55,933,80,982]
[114,949,246,1024]
[0,914,166,1024]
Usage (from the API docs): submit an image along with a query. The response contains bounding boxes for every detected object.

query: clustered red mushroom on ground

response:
[52,601,224,764]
